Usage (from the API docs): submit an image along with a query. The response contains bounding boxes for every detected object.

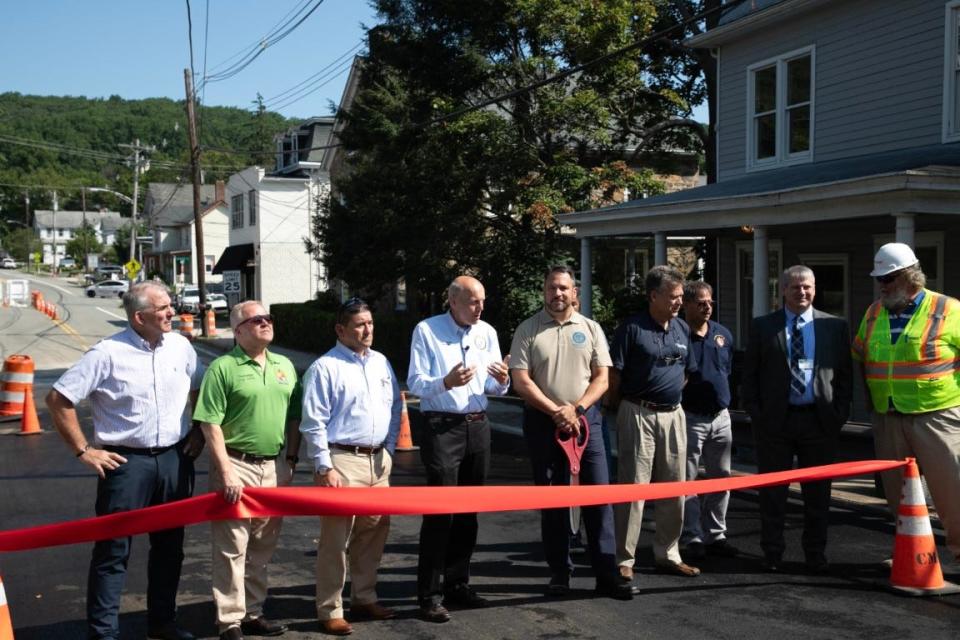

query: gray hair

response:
[122,282,168,320]
[230,300,264,329]
[645,265,685,298]
[902,264,926,291]
[683,280,713,302]
[780,265,815,290]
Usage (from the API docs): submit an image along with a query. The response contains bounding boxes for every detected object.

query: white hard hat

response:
[870,242,918,277]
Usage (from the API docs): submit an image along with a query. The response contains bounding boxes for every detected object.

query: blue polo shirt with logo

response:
[611,310,696,405]
[681,320,733,416]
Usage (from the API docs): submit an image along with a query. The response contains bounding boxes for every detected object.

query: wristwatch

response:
[575,405,587,417]
[316,465,331,476]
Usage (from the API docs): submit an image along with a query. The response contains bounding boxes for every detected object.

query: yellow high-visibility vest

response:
[852,290,960,414]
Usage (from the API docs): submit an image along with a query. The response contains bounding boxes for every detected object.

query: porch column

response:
[625,248,637,286]
[894,213,915,248]
[752,225,770,318]
[579,237,593,318]
[654,231,667,266]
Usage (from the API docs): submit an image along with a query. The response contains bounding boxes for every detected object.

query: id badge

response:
[798,358,814,371]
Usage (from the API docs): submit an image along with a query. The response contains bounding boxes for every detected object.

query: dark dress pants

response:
[417,413,490,606]
[522,406,617,582]
[753,407,836,560]
[87,446,194,639]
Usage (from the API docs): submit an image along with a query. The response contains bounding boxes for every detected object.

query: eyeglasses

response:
[237,314,273,328]
[875,272,901,285]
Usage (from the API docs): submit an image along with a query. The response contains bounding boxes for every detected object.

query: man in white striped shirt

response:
[46,281,204,640]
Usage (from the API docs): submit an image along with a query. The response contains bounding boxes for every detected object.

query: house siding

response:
[717,0,946,181]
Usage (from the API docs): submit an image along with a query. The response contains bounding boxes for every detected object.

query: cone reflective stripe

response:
[395,391,418,451]
[0,575,13,640]
[889,458,960,596]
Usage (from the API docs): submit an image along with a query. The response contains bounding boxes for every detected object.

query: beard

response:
[880,288,911,311]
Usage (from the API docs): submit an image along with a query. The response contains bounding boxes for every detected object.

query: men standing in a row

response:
[510,266,632,600]
[742,265,852,574]
[407,276,511,622]
[609,265,700,590]
[300,298,401,636]
[853,243,960,562]
[679,282,739,561]
[47,282,204,640]
[194,301,301,640]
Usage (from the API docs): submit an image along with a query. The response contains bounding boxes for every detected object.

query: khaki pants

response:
[873,406,960,559]
[316,449,392,620]
[615,402,686,566]
[210,456,281,633]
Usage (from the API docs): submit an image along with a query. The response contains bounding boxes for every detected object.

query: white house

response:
[32,209,122,266]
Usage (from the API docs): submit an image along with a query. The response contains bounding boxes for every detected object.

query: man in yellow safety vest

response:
[852,242,960,562]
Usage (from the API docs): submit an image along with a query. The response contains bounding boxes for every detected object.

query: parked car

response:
[58,257,76,268]
[177,286,228,314]
[0,257,17,269]
[95,265,124,280]
[85,279,130,298]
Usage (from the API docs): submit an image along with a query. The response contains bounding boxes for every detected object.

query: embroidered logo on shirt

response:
[571,331,588,348]
[275,369,289,385]
[474,335,488,350]
[714,335,726,348]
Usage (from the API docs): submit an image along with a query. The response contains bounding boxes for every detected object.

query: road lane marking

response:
[13,273,76,296]
[96,306,126,320]
[53,319,90,351]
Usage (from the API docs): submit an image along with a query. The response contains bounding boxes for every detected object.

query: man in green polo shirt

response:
[194,300,302,640]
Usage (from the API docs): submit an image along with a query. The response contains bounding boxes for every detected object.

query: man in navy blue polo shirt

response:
[608,265,700,590]
[678,281,739,562]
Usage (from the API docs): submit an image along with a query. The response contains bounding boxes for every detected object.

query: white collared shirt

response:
[407,312,509,413]
[53,327,204,447]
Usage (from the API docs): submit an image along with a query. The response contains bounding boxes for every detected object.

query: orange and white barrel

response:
[205,309,217,337]
[179,313,195,340]
[0,355,35,418]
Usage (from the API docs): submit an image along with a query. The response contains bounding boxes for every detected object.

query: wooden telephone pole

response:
[184,68,209,337]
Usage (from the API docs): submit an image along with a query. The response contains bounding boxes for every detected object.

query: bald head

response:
[448,275,485,327]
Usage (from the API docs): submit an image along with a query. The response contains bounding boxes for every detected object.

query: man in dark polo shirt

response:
[678,281,739,562]
[608,265,700,590]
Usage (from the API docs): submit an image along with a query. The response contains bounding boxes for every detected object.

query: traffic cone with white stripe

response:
[0,575,14,640]
[889,458,960,595]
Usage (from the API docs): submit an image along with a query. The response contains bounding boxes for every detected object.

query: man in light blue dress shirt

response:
[300,298,401,636]
[407,275,510,622]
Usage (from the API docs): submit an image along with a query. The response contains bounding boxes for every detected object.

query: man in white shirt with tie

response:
[407,275,511,623]
[300,298,401,636]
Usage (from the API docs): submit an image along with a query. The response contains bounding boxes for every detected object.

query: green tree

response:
[65,221,102,264]
[3,227,40,262]
[312,0,696,333]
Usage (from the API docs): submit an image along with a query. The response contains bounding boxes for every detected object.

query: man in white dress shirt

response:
[300,298,401,636]
[407,275,511,622]
[46,281,204,640]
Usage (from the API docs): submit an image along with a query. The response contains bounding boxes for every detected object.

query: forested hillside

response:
[0,92,298,216]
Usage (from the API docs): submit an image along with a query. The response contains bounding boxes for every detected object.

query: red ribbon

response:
[0,459,906,553]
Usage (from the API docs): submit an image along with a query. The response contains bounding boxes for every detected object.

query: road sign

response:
[124,258,141,280]
[222,270,241,294]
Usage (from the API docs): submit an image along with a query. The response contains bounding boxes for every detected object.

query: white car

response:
[86,279,130,298]
[0,258,16,269]
[178,287,228,314]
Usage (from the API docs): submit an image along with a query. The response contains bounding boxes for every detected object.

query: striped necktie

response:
[790,315,806,396]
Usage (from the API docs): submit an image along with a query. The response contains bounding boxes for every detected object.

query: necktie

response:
[790,315,806,396]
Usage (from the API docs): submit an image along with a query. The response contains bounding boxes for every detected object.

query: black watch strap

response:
[575,404,587,416]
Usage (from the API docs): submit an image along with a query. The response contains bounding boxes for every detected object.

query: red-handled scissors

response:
[555,415,590,535]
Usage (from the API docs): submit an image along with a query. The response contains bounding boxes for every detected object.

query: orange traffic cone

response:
[395,391,418,451]
[17,388,41,436]
[0,575,14,640]
[888,458,960,595]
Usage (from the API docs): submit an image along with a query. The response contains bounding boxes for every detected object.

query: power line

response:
[261,42,363,105]
[263,55,356,112]
[205,0,314,75]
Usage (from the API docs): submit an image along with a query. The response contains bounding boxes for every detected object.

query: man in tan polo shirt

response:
[509,265,632,600]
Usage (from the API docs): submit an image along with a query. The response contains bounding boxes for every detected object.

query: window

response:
[248,190,257,226]
[205,255,215,274]
[944,2,960,141]
[798,254,849,320]
[735,240,783,346]
[747,46,814,169]
[231,194,244,229]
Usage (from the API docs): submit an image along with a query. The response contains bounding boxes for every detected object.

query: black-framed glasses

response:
[875,272,901,285]
[237,314,273,328]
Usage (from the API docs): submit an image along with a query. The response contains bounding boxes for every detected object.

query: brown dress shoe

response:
[655,561,701,577]
[350,602,396,621]
[320,618,353,636]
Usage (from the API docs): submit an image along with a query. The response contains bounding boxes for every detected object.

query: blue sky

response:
[1,1,706,122]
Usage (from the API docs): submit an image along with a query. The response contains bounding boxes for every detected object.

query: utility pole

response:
[51,190,58,276]
[119,139,153,280]
[184,68,208,337]
[81,187,88,272]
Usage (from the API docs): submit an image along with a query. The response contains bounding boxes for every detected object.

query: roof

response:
[33,210,123,230]
[686,0,831,48]
[273,118,335,176]
[144,183,219,227]
[578,142,960,214]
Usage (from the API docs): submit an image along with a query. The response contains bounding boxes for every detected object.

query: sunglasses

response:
[237,314,273,328]
[875,272,900,285]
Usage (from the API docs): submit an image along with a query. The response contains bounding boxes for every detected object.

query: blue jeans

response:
[522,405,617,584]
[87,446,194,639]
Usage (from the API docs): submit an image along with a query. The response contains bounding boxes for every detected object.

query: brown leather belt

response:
[425,411,487,423]
[225,446,278,464]
[330,442,383,456]
[624,397,680,412]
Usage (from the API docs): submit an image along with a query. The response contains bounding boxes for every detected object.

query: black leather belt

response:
[226,446,278,464]
[103,442,178,456]
[330,442,383,455]
[425,411,487,423]
[624,397,680,412]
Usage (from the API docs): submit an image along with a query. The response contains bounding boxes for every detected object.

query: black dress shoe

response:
[805,553,830,575]
[762,554,782,573]
[241,616,288,636]
[443,583,488,608]
[706,539,740,558]
[595,579,635,600]
[420,603,451,623]
[219,628,243,640]
[547,572,570,596]
[147,622,196,640]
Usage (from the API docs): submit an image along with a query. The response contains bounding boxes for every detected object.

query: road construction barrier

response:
[889,458,960,595]
[0,575,14,640]
[1,279,29,308]
[0,355,35,419]
[395,391,418,451]
[205,309,217,337]
[179,313,194,340]
[31,291,42,310]
[18,387,41,436]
